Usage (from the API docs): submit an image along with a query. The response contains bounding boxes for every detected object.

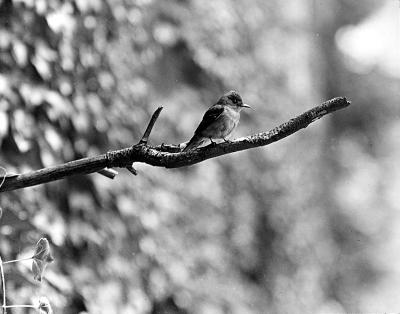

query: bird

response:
[183,91,251,152]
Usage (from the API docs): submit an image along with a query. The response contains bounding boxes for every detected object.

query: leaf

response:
[38,297,53,314]
[32,238,54,282]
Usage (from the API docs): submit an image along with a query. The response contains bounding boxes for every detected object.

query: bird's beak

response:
[241,103,252,109]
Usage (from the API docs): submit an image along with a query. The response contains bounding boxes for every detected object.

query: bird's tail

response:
[183,135,206,152]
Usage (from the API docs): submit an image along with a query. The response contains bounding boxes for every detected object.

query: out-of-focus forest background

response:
[0,0,399,313]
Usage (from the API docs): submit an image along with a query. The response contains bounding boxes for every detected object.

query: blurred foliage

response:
[0,0,399,313]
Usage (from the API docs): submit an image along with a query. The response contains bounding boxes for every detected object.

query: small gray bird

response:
[183,91,251,152]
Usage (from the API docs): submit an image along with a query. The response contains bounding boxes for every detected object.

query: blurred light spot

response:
[84,16,97,29]
[128,8,142,25]
[35,0,47,15]
[0,75,9,94]
[198,302,224,314]
[113,5,126,21]
[74,138,89,152]
[14,0,34,8]
[153,23,177,46]
[196,47,216,68]
[168,262,189,284]
[0,226,13,235]
[130,78,148,98]
[33,212,66,245]
[44,128,63,151]
[316,300,346,314]
[141,211,160,230]
[80,47,100,67]
[134,0,153,7]
[336,1,400,77]
[11,40,28,66]
[175,290,191,309]
[32,54,51,80]
[117,195,136,216]
[36,41,57,62]
[40,147,57,166]
[14,109,34,138]
[140,48,157,65]
[13,133,31,152]
[46,5,75,34]
[129,289,151,313]
[153,189,180,215]
[75,0,102,13]
[0,30,11,49]
[19,84,43,105]
[139,237,157,255]
[149,268,168,299]
[99,71,115,90]
[59,79,73,96]
[95,118,108,132]
[0,111,9,140]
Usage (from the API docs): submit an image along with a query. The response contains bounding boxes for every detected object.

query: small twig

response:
[2,305,37,311]
[97,106,163,177]
[97,168,118,179]
[0,257,6,314]
[132,106,162,176]
[126,165,138,176]
[0,97,351,192]
[139,106,163,145]
[2,305,35,308]
[0,167,6,190]
[2,257,32,265]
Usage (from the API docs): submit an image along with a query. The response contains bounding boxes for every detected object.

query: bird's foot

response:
[209,138,218,146]
[223,138,233,143]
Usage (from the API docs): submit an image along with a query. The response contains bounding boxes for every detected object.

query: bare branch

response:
[0,155,109,192]
[97,106,163,177]
[139,106,163,145]
[0,97,350,192]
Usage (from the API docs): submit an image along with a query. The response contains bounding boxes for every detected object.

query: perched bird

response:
[183,91,251,152]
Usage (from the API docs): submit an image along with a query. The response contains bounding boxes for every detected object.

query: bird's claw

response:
[209,138,217,146]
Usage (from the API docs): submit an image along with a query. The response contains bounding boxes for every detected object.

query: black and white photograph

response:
[0,0,399,313]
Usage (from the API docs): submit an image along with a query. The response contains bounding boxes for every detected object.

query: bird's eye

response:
[226,92,242,105]
[229,96,238,104]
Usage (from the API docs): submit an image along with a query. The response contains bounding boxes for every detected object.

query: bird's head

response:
[221,90,251,111]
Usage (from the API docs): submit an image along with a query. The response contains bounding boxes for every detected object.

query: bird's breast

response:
[201,107,240,139]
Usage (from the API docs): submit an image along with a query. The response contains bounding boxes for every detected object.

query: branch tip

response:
[126,165,138,176]
[97,168,118,179]
[139,106,164,145]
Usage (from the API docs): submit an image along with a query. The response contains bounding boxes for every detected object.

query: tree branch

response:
[96,106,163,178]
[0,97,350,192]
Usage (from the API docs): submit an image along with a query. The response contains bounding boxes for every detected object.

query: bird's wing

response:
[194,104,225,135]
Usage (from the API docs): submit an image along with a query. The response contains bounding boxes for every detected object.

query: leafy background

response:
[0,0,399,313]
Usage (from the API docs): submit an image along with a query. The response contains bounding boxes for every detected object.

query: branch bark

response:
[0,97,350,192]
